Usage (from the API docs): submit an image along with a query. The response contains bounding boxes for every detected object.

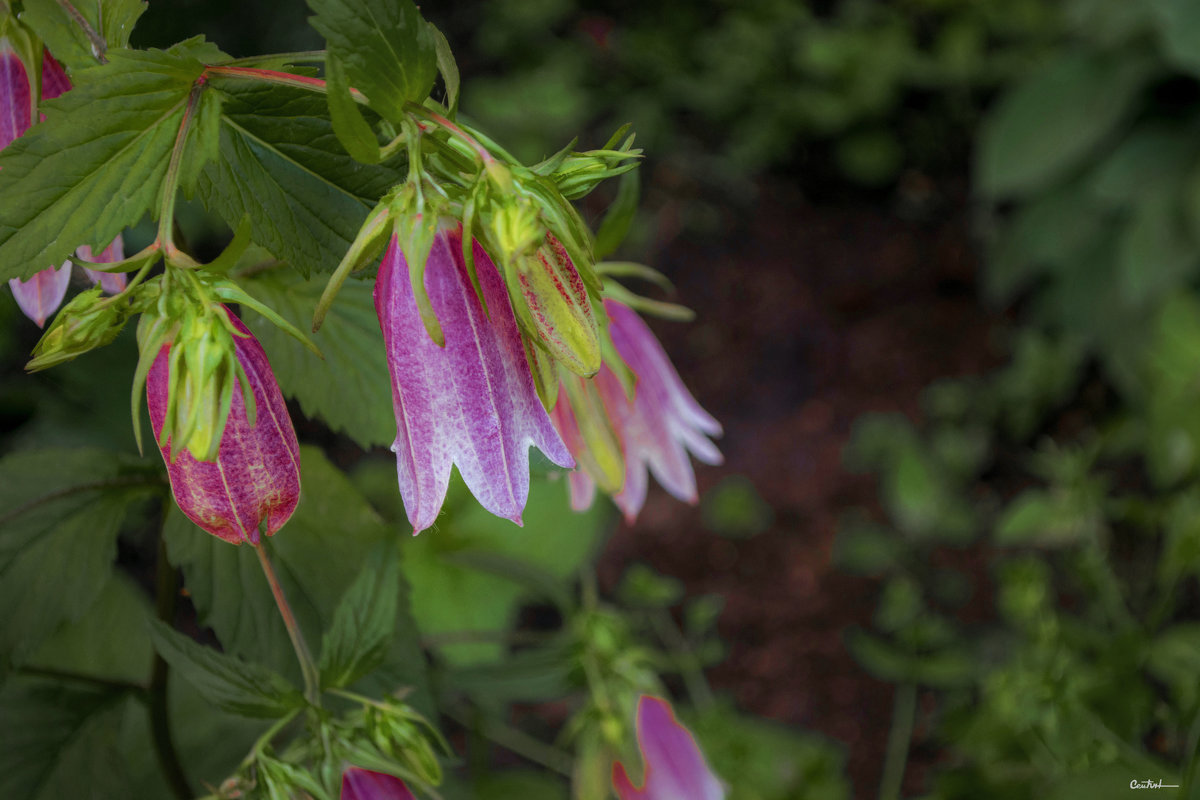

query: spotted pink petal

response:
[147,307,301,545]
[597,300,722,522]
[78,236,127,294]
[374,226,573,533]
[340,768,416,800]
[8,263,72,328]
[0,39,31,150]
[613,696,725,800]
[40,51,70,103]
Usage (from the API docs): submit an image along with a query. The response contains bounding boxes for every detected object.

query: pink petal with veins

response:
[147,308,301,545]
[613,696,725,800]
[375,226,573,534]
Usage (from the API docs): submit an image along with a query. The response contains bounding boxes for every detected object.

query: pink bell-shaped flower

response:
[77,236,127,295]
[147,307,301,544]
[3,46,74,327]
[340,768,416,800]
[613,695,725,800]
[561,300,722,522]
[374,225,574,533]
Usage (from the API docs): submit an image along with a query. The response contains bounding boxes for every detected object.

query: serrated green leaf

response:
[162,447,430,714]
[147,619,303,718]
[0,449,162,672]
[0,679,135,800]
[977,52,1149,198]
[198,74,407,277]
[307,0,437,122]
[0,45,215,282]
[319,541,401,689]
[240,268,394,448]
[26,574,153,684]
[19,0,147,70]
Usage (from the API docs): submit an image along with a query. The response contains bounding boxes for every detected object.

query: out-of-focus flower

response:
[340,767,415,800]
[550,374,624,511]
[374,224,574,533]
[147,307,300,544]
[3,45,76,327]
[559,300,721,522]
[77,236,127,295]
[613,696,725,800]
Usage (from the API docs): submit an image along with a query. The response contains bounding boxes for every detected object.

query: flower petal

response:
[148,308,301,544]
[375,227,573,533]
[613,696,725,800]
[9,263,72,328]
[340,768,416,800]
[0,39,31,150]
[78,236,128,295]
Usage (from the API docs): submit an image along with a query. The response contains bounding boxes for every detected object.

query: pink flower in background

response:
[147,307,300,544]
[613,695,725,800]
[374,226,573,534]
[77,236,127,295]
[565,300,722,522]
[340,768,415,800]
[3,46,78,327]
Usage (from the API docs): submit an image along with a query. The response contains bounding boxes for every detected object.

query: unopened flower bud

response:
[340,767,415,800]
[514,232,601,375]
[147,307,300,545]
[26,287,128,371]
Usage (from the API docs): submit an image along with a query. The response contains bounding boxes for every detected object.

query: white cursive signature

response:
[1130,779,1180,790]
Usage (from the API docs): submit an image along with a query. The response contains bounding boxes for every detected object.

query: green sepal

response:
[603,280,695,322]
[313,200,392,332]
[326,52,381,164]
[523,333,559,411]
[131,310,177,456]
[599,324,637,401]
[212,280,323,358]
[397,211,444,347]
[596,260,675,294]
[594,169,640,259]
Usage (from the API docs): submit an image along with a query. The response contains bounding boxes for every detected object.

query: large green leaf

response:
[0,41,219,282]
[148,620,303,718]
[354,461,611,665]
[162,447,429,708]
[977,52,1150,198]
[0,679,136,800]
[318,540,401,689]
[19,0,148,70]
[307,0,437,122]
[198,75,408,277]
[0,449,163,672]
[240,268,394,448]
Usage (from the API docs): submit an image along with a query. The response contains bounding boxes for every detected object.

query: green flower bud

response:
[26,287,129,371]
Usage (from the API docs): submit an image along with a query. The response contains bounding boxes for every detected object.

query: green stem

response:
[158,78,208,257]
[878,683,916,800]
[150,503,194,800]
[443,703,574,777]
[650,610,714,711]
[254,540,321,706]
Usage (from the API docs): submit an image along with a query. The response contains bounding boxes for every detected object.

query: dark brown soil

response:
[595,177,1002,798]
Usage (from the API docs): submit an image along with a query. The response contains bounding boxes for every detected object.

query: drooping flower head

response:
[340,767,416,800]
[613,695,725,800]
[147,306,300,544]
[3,44,75,327]
[374,224,573,534]
[554,299,722,522]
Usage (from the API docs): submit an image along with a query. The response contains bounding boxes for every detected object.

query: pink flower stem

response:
[254,539,321,706]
